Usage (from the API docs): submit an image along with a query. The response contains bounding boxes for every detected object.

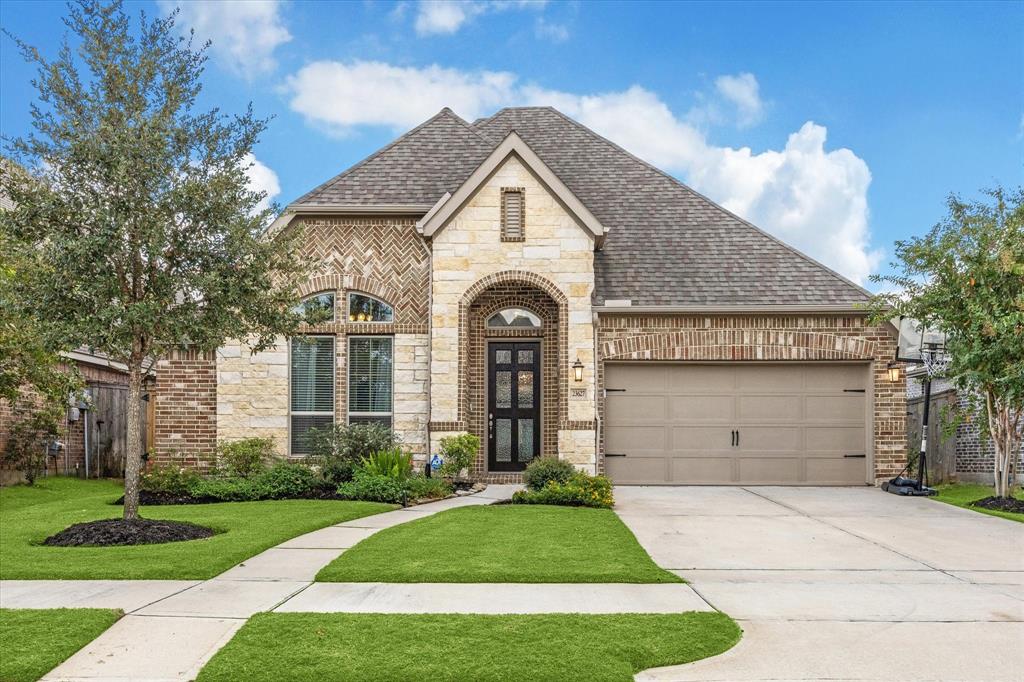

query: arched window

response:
[295,292,335,323]
[348,292,394,322]
[486,307,541,329]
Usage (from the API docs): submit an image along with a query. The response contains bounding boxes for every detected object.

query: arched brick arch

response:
[600,330,877,361]
[458,271,570,472]
[297,274,401,309]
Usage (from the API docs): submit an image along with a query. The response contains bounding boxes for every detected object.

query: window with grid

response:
[501,188,525,241]
[348,336,393,427]
[290,336,335,455]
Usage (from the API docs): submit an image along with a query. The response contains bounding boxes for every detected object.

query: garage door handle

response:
[606,388,627,393]
[606,453,627,457]
[843,389,866,393]
[844,454,866,458]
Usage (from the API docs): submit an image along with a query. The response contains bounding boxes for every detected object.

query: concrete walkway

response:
[6,485,520,682]
[615,486,1024,682]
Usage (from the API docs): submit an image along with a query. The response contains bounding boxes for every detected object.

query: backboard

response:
[895,316,948,364]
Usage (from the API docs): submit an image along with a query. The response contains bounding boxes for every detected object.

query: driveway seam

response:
[740,487,960,579]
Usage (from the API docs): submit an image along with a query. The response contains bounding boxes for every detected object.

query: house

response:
[152,107,907,485]
[0,348,153,483]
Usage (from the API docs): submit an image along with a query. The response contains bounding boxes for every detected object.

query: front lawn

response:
[0,478,394,580]
[933,483,1024,523]
[197,612,740,682]
[0,608,122,682]
[317,505,681,583]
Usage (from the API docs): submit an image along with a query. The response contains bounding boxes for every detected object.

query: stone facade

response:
[154,217,433,463]
[595,314,907,482]
[429,155,598,474]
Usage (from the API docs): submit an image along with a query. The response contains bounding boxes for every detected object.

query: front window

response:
[486,308,542,329]
[348,293,393,322]
[290,336,335,455]
[348,336,393,427]
[295,292,335,323]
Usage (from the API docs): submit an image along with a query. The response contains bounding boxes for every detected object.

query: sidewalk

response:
[2,484,711,682]
[1,485,518,682]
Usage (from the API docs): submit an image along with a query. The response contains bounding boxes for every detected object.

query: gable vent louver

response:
[501,188,525,241]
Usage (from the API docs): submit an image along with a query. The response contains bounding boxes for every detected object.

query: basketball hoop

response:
[883,317,950,497]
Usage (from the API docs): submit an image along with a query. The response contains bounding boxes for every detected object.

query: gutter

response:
[595,303,870,314]
[266,203,435,238]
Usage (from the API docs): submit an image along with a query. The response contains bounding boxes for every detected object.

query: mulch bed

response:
[971,496,1024,514]
[42,518,216,546]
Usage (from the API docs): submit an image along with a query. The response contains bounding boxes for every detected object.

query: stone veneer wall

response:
[596,314,906,483]
[153,348,217,467]
[429,155,598,474]
[209,217,432,461]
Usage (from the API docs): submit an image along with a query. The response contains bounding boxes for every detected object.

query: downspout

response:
[593,309,601,476]
[425,233,433,469]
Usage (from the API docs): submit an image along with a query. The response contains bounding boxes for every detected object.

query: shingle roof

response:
[293,109,493,206]
[293,106,870,306]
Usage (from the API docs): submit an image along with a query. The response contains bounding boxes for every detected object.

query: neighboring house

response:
[906,369,1024,483]
[153,107,906,485]
[0,349,154,483]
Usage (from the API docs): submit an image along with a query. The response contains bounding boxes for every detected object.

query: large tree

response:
[869,187,1023,498]
[1,1,308,518]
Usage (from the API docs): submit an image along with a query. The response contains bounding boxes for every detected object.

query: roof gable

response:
[417,131,605,240]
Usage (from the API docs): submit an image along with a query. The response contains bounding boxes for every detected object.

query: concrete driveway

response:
[615,486,1024,682]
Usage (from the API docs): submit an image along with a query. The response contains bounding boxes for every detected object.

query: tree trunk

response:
[122,364,144,520]
[988,391,1021,500]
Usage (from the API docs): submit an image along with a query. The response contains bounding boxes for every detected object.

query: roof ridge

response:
[442,107,499,146]
[537,106,871,298]
[292,108,483,207]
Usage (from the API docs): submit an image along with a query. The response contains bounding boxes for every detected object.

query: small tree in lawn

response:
[868,186,1023,499]
[2,1,308,518]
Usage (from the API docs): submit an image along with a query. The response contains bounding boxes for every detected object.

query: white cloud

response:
[714,73,764,128]
[285,61,880,283]
[160,0,291,79]
[285,61,517,134]
[534,17,569,42]
[243,154,280,213]
[413,0,547,36]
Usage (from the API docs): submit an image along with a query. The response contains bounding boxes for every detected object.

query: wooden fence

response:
[906,389,957,485]
[85,383,148,477]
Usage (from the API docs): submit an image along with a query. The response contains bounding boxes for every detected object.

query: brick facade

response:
[155,216,432,463]
[153,348,217,467]
[1,357,134,483]
[595,314,906,482]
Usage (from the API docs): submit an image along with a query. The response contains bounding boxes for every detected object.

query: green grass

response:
[933,483,1024,523]
[317,505,681,583]
[0,477,395,580]
[197,612,740,682]
[0,608,122,682]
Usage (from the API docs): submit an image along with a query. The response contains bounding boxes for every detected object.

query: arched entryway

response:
[459,271,568,477]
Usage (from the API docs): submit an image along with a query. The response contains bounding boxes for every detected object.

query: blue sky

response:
[2,0,1021,287]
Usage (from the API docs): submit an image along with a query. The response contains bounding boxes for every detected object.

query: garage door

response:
[604,363,869,485]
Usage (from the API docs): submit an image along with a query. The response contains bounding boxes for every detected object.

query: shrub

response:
[511,472,614,509]
[319,459,357,486]
[404,475,453,501]
[141,463,202,495]
[306,423,397,487]
[336,470,407,504]
[522,457,577,491]
[217,438,277,478]
[307,422,397,463]
[250,461,322,499]
[438,433,480,479]
[360,447,413,480]
[190,476,257,502]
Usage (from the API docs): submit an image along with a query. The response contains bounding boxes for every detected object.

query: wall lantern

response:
[886,361,901,383]
[572,358,584,382]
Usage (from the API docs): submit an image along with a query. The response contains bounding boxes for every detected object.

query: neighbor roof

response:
[290,107,870,307]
